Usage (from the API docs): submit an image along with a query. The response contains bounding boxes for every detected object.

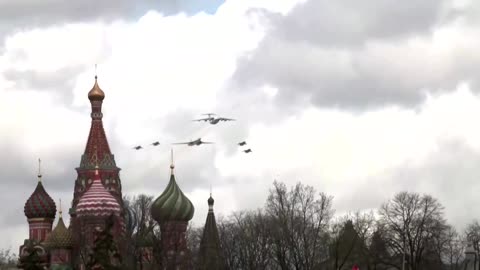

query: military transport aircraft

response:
[243,149,252,153]
[133,146,143,150]
[192,113,236,125]
[172,138,214,146]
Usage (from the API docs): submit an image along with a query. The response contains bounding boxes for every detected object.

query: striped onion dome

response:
[45,209,73,249]
[24,175,56,219]
[151,164,194,223]
[76,169,121,217]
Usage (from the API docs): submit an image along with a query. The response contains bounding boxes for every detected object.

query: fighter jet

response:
[243,149,252,153]
[172,138,214,146]
[151,141,160,146]
[133,146,143,150]
[193,113,236,125]
[238,141,247,146]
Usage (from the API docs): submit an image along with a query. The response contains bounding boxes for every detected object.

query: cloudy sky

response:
[1,0,480,251]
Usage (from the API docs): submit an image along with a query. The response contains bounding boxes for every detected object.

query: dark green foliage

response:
[368,229,391,270]
[18,241,44,270]
[86,215,123,270]
[329,219,368,270]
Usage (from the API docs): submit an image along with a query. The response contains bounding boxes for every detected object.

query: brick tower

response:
[151,151,195,270]
[69,76,125,268]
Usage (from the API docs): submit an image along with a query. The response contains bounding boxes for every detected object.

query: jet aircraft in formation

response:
[132,113,253,153]
[172,138,214,146]
[192,113,235,125]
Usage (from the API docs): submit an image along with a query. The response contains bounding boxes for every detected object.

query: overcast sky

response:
[1,0,480,251]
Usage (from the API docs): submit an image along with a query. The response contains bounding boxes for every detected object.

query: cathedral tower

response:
[69,76,125,268]
[18,160,57,269]
[70,75,123,211]
[151,151,195,270]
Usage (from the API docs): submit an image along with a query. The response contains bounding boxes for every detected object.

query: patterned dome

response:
[151,165,194,223]
[76,169,121,217]
[45,214,73,249]
[24,178,57,219]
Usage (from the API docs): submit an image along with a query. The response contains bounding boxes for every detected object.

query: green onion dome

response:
[24,176,56,219]
[151,164,194,223]
[45,215,74,249]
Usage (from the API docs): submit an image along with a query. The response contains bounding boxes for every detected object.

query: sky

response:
[1,0,480,251]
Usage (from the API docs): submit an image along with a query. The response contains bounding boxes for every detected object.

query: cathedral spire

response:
[80,75,115,170]
[37,158,42,182]
[170,149,175,175]
[198,193,226,270]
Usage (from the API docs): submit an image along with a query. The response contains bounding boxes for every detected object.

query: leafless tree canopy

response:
[12,182,474,270]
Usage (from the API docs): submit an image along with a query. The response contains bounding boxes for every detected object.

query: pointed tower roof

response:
[24,159,57,219]
[76,167,122,217]
[151,150,194,223]
[198,193,226,270]
[45,200,74,249]
[79,74,117,170]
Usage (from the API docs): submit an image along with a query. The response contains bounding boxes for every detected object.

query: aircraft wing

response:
[192,118,210,122]
[218,117,235,121]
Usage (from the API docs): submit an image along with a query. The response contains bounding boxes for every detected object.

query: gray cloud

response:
[0,140,79,229]
[335,139,480,230]
[274,0,450,47]
[232,0,480,111]
[3,66,83,102]
[0,0,223,34]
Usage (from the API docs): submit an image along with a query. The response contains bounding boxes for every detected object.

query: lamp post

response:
[401,227,406,270]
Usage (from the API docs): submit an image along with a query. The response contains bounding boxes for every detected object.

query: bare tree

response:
[465,221,480,255]
[0,248,17,270]
[266,181,333,270]
[440,226,465,270]
[379,192,448,270]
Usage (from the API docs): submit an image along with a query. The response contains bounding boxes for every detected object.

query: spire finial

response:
[210,184,212,197]
[95,64,98,80]
[59,198,63,217]
[37,158,42,181]
[170,149,175,174]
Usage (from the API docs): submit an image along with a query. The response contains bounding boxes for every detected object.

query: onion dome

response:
[45,201,73,249]
[88,76,105,101]
[208,196,214,206]
[76,168,121,217]
[151,155,194,223]
[24,160,56,219]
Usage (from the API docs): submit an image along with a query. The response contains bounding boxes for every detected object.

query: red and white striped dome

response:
[76,169,121,217]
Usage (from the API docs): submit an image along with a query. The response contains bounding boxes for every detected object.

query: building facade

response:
[18,75,226,270]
